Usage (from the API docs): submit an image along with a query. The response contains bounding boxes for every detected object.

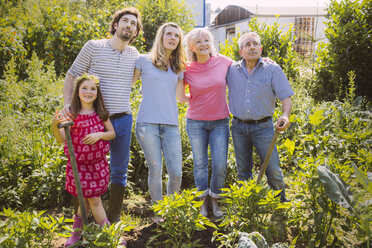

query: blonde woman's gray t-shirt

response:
[135,55,184,126]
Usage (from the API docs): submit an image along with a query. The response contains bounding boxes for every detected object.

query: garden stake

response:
[58,121,88,225]
[256,129,281,184]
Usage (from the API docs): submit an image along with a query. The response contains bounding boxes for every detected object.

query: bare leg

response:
[77,198,90,218]
[88,197,107,225]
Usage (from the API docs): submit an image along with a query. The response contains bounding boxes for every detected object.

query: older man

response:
[227,32,293,202]
[62,7,142,222]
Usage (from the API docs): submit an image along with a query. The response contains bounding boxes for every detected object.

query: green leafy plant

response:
[352,164,371,247]
[0,208,69,248]
[70,220,134,248]
[314,0,372,101]
[150,189,217,247]
[0,53,67,210]
[215,180,289,245]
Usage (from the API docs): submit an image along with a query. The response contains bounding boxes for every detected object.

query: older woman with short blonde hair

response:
[183,28,232,218]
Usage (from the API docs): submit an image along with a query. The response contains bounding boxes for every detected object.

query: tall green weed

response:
[0,53,67,210]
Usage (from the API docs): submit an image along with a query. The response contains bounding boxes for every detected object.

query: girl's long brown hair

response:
[69,74,109,121]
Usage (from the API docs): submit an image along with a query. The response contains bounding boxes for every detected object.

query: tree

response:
[0,0,196,78]
[135,0,195,52]
[219,18,299,81]
[314,0,372,101]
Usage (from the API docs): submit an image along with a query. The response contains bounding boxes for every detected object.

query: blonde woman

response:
[184,28,233,218]
[132,22,189,203]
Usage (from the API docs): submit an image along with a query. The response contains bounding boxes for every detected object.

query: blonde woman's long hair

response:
[149,22,186,74]
[184,28,217,62]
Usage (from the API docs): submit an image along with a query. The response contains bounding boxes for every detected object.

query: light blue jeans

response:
[135,122,182,202]
[186,118,229,198]
[231,117,288,202]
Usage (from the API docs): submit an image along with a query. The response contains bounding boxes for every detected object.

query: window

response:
[226,27,235,43]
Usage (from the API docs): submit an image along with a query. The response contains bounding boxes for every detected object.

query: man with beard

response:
[227,32,293,202]
[62,7,142,222]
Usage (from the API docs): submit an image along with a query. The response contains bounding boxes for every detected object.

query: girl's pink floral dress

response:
[64,112,110,198]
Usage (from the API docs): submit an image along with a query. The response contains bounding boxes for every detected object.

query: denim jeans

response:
[186,118,229,198]
[110,114,132,187]
[135,122,182,202]
[231,117,288,202]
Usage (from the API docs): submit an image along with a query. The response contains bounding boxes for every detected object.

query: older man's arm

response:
[275,97,292,132]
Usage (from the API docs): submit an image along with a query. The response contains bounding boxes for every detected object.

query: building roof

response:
[246,6,327,17]
[213,5,254,26]
[212,5,327,27]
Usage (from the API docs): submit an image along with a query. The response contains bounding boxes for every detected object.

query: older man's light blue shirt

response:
[227,58,294,120]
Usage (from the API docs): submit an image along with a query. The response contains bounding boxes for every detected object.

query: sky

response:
[206,0,334,11]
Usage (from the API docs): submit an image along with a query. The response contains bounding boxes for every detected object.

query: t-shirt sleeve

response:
[178,71,184,80]
[272,65,294,101]
[219,55,233,84]
[67,40,94,77]
[135,55,144,72]
[219,54,233,67]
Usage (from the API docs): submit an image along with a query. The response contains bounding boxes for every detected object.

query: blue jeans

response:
[231,117,287,202]
[135,122,182,202]
[110,114,132,187]
[186,118,229,198]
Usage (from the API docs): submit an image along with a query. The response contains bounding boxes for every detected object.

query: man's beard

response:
[117,29,134,42]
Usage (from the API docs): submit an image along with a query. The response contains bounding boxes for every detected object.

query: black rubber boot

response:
[107,183,125,223]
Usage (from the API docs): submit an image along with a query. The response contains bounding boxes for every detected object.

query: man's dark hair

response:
[109,7,142,43]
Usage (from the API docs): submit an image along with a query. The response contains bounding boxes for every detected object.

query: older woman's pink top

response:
[184,55,232,121]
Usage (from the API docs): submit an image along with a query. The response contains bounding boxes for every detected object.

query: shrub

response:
[219,18,299,80]
[314,0,372,101]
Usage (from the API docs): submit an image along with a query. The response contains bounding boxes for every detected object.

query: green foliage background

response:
[0,0,371,247]
[314,0,372,101]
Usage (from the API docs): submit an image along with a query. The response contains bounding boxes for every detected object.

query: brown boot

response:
[200,196,209,217]
[211,197,223,218]
[107,183,125,223]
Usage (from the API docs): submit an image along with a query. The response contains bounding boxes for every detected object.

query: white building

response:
[210,5,328,56]
[185,0,210,27]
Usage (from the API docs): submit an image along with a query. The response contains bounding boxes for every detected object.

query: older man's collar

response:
[240,59,246,68]
[240,58,264,67]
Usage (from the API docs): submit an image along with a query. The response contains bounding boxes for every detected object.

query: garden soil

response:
[53,195,219,247]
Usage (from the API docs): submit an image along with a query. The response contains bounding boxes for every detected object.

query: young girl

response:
[52,74,116,247]
[131,22,189,207]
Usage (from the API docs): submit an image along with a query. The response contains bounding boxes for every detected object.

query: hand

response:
[52,110,70,126]
[83,132,102,145]
[61,104,74,120]
[275,116,290,132]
